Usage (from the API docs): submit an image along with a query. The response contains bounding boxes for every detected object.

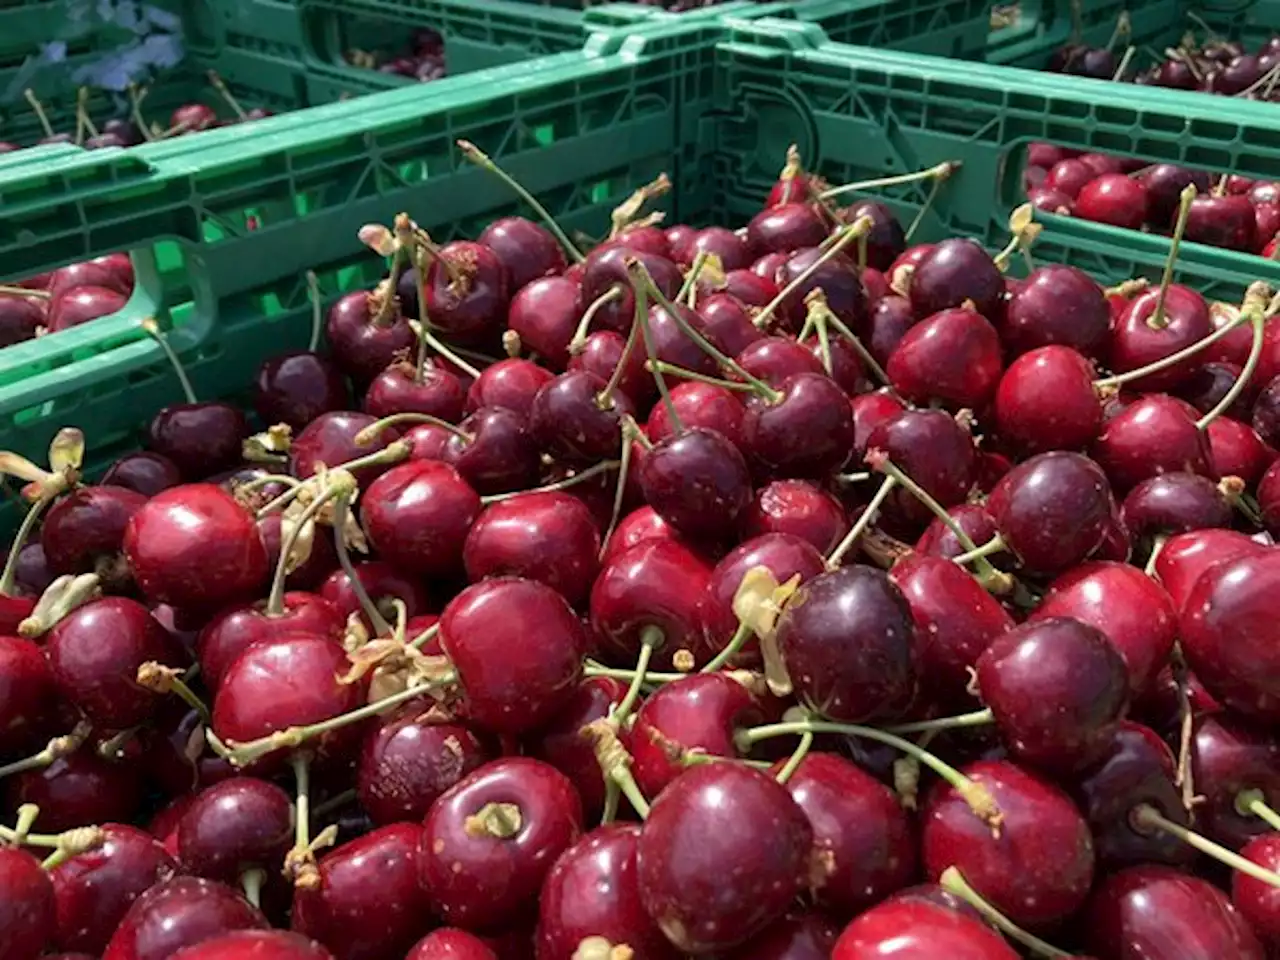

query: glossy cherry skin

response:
[1111,285,1213,393]
[570,329,652,406]
[1044,158,1096,198]
[866,408,975,531]
[987,451,1113,575]
[647,380,747,453]
[744,373,857,479]
[924,760,1095,929]
[908,238,1004,321]
[536,824,676,960]
[1002,265,1110,358]
[1206,416,1273,486]
[0,846,55,960]
[1097,396,1214,502]
[774,247,867,330]
[1120,470,1232,537]
[465,359,553,418]
[422,241,509,342]
[254,351,349,431]
[0,295,45,347]
[441,578,586,735]
[361,460,480,579]
[738,479,847,555]
[101,452,183,497]
[47,596,183,728]
[890,553,1014,710]
[147,400,248,482]
[419,757,583,932]
[530,370,633,464]
[1187,193,1258,251]
[7,753,142,833]
[887,307,1003,410]
[211,634,364,771]
[640,427,753,540]
[738,336,825,388]
[591,539,713,670]
[530,677,626,824]
[0,635,56,755]
[47,286,128,332]
[1189,714,1280,850]
[1075,173,1149,228]
[637,762,811,953]
[319,560,432,630]
[777,565,917,723]
[1234,834,1280,949]
[440,406,541,496]
[51,825,178,955]
[1181,551,1280,723]
[102,876,267,960]
[41,484,147,584]
[1086,866,1265,960]
[747,203,829,256]
[124,484,269,611]
[177,777,293,881]
[290,411,401,488]
[580,244,682,333]
[364,362,467,422]
[695,292,765,359]
[507,276,581,370]
[406,929,498,959]
[1156,528,1269,615]
[976,617,1129,772]
[196,593,344,693]
[292,823,431,960]
[478,217,566,290]
[994,345,1102,452]
[832,889,1018,960]
[1030,562,1177,696]
[776,752,916,917]
[164,930,336,959]
[1071,722,1195,869]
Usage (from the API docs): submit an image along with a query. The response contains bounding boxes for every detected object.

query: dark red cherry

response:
[292,823,431,960]
[0,846,55,960]
[580,245,682,334]
[774,246,867,331]
[1155,527,1268,614]
[724,268,777,306]
[44,258,130,297]
[1187,193,1258,251]
[319,560,432,629]
[740,479,848,555]
[777,566,917,723]
[102,876,267,960]
[441,406,542,496]
[46,286,128,332]
[418,757,583,931]
[530,370,633,464]
[1044,158,1097,198]
[832,888,1018,959]
[1141,164,1211,226]
[254,352,349,431]
[407,929,497,959]
[195,593,344,692]
[361,460,480,579]
[738,336,825,387]
[638,762,811,954]
[364,361,466,422]
[1120,471,1233,537]
[101,452,182,497]
[1093,393,1212,492]
[256,514,340,592]
[1030,562,1177,695]
[1235,835,1280,950]
[466,359,553,418]
[696,292,765,358]
[441,578,586,734]
[161,930,334,959]
[1027,185,1075,214]
[689,225,752,271]
[423,241,509,343]
[844,199,906,271]
[1190,714,1280,850]
[291,411,401,487]
[640,428,753,540]
[47,597,182,728]
[478,217,567,290]
[39,486,144,586]
[1075,173,1149,228]
[124,484,269,611]
[747,203,829,256]
[994,345,1102,452]
[51,825,178,955]
[536,824,676,960]
[569,329,651,406]
[7,753,142,833]
[865,409,975,531]
[987,451,1113,575]
[0,295,45,347]
[908,238,1004,321]
[507,276,581,370]
[1086,866,1264,960]
[530,677,626,823]
[1111,285,1212,392]
[0,636,56,755]
[647,380,746,452]
[1205,416,1273,486]
[744,373,856,479]
[177,778,293,881]
[923,760,1095,928]
[887,306,1003,409]
[148,402,248,481]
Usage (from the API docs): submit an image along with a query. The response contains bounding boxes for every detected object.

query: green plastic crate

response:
[762,0,995,58]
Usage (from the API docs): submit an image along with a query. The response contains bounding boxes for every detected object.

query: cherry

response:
[0,846,55,960]
[736,912,839,959]
[887,307,1003,409]
[1110,286,1212,392]
[1206,416,1273,485]
[361,460,480,579]
[46,286,128,332]
[832,887,1019,960]
[1141,164,1211,225]
[746,203,829,256]
[418,241,510,343]
[845,199,907,271]
[47,596,183,728]
[536,823,676,960]
[0,295,45,347]
[1187,193,1258,251]
[777,565,917,723]
[739,336,825,387]
[530,676,626,823]
[908,238,1004,320]
[1075,173,1149,228]
[477,217,566,290]
[640,761,811,953]
[739,479,848,555]
[439,406,542,496]
[441,577,586,734]
[865,409,975,530]
[647,380,746,451]
[177,777,293,882]
[774,247,868,331]
[1085,865,1265,960]
[319,560,431,628]
[102,876,267,960]
[465,359,552,418]
[689,225,752,271]
[530,370,633,464]
[407,929,497,959]
[630,672,763,797]
[291,411,401,487]
[1027,185,1074,214]
[364,361,466,422]
[890,553,1014,710]
[744,372,856,479]
[1235,834,1280,950]
[147,400,248,483]
[1190,714,1280,850]
[994,345,1102,452]
[1120,471,1233,537]
[695,292,765,358]
[1156,528,1269,615]
[292,823,431,960]
[124,484,269,611]
[987,451,1113,575]
[256,514,340,592]
[0,635,56,754]
[602,505,689,564]
[196,592,344,692]
[418,757,583,931]
[51,825,178,955]
[162,930,335,959]
[8,753,142,833]
[254,353,348,432]
[1253,375,1280,448]
[724,268,777,306]
[210,634,364,770]
[923,759,1095,928]
[640,427,753,540]
[1092,394,1212,491]
[863,294,913,363]
[580,245,682,334]
[1044,158,1097,198]
[506,276,581,369]
[1030,562,1177,696]
[13,543,54,596]
[140,701,235,796]
[569,330,651,406]
[1181,551,1280,723]
[101,452,182,497]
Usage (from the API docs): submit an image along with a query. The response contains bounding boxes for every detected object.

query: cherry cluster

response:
[0,254,136,348]
[346,29,447,84]
[2,139,1280,960]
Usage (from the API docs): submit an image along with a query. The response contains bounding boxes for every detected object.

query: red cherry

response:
[994,345,1101,453]
[101,452,183,497]
[1235,834,1280,950]
[866,408,975,531]
[1120,471,1233,537]
[695,292,765,358]
[46,286,128,332]
[364,361,466,422]
[0,636,55,755]
[361,461,480,579]
[1110,286,1213,392]
[1075,173,1149,228]
[1141,164,1211,225]
[177,777,293,881]
[738,336,825,387]
[530,677,626,823]
[507,276,581,370]
[290,412,401,488]
[601,506,688,564]
[196,593,344,692]
[530,370,633,464]
[740,479,848,555]
[40,485,146,586]
[1190,714,1280,850]
[0,846,55,960]
[147,402,248,482]
[0,295,43,347]
[254,351,348,432]
[102,876,267,960]
[319,560,432,629]
[833,887,1018,959]
[580,245,682,334]
[774,247,867,331]
[1093,394,1213,491]
[1205,416,1274,485]
[406,929,497,959]
[640,428,753,540]
[907,239,1004,321]
[1187,193,1258,251]
[478,217,566,290]
[164,930,335,959]
[887,307,1003,409]
[747,203,828,256]
[1044,158,1096,198]
[423,241,509,343]
[744,373,856,479]
[441,406,542,496]
[466,358,554,418]
[7,753,142,833]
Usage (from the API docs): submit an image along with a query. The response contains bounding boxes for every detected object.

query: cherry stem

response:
[75,88,97,143]
[1148,184,1198,330]
[754,217,872,329]
[1105,9,1131,52]
[1143,533,1169,578]
[23,89,54,138]
[601,418,639,562]
[292,753,312,864]
[266,480,348,617]
[456,139,585,263]
[407,621,439,651]
[1112,45,1137,81]
[885,707,995,735]
[739,720,1003,831]
[1133,804,1280,890]
[480,459,619,505]
[128,84,155,143]
[628,262,781,402]
[701,621,754,675]
[357,413,469,445]
[612,625,662,727]
[774,731,813,785]
[632,281,683,435]
[142,319,198,404]
[0,722,91,781]
[305,271,323,353]
[646,360,755,393]
[872,455,1013,593]
[584,661,689,684]
[207,70,248,121]
[408,244,483,382]
[940,867,1072,958]
[952,536,1006,565]
[0,495,51,596]
[826,475,897,569]
[806,291,890,384]
[373,217,411,326]
[678,251,710,304]
[0,818,101,852]
[0,286,50,300]
[569,286,625,355]
[241,868,265,908]
[819,162,959,202]
[1237,789,1280,832]
[1198,312,1264,430]
[599,289,645,406]
[905,175,946,243]
[331,493,391,638]
[137,663,212,725]
[1097,281,1271,387]
[813,307,834,375]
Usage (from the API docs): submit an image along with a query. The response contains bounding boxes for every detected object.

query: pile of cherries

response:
[0,253,136,349]
[5,137,1280,960]
[348,29,447,83]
